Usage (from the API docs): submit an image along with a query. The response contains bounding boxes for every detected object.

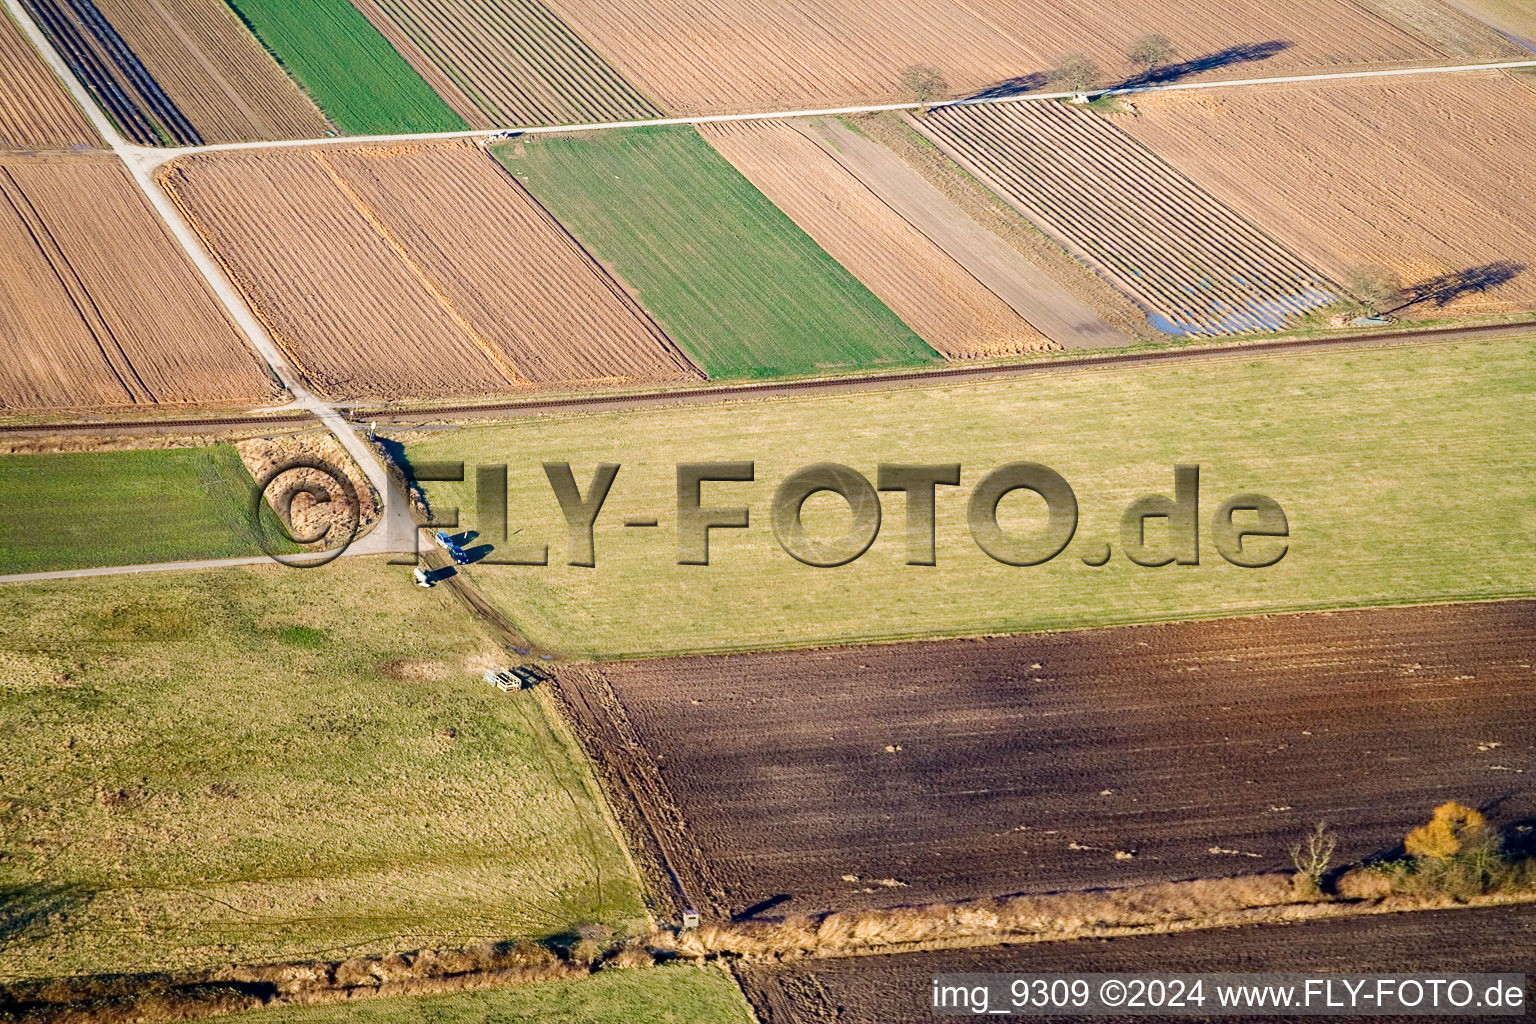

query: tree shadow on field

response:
[1112,40,1292,91]
[0,882,89,944]
[732,893,793,922]
[1388,261,1524,312]
[949,40,1291,106]
[958,71,1051,102]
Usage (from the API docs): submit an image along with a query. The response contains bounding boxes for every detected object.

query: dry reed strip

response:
[664,875,1536,961]
[699,120,1055,359]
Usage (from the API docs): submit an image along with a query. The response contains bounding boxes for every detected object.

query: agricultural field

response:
[161,141,700,401]
[913,101,1339,335]
[81,0,330,143]
[0,559,642,977]
[699,120,1053,359]
[1447,0,1536,49]
[0,445,277,573]
[542,0,1462,114]
[0,154,277,411]
[1122,73,1536,315]
[0,7,97,150]
[402,337,1536,658]
[742,904,1536,1023]
[21,0,201,144]
[247,964,753,1024]
[223,0,465,134]
[362,0,660,126]
[497,127,937,378]
[557,600,1536,922]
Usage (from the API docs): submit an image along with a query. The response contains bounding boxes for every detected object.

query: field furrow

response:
[544,0,1466,115]
[700,120,1053,359]
[86,0,330,142]
[0,155,277,410]
[160,142,701,402]
[914,101,1339,335]
[366,0,660,126]
[1122,74,1536,314]
[0,6,98,150]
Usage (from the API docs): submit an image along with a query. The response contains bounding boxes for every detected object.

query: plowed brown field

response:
[161,142,701,401]
[0,9,97,150]
[1122,73,1536,314]
[544,0,1450,114]
[87,0,329,142]
[699,120,1053,359]
[0,155,276,410]
[742,904,1536,1023]
[555,601,1536,922]
[914,101,1339,335]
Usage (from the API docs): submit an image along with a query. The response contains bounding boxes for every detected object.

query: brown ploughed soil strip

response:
[740,902,1536,1023]
[543,0,1461,115]
[0,154,277,410]
[554,600,1536,922]
[160,142,701,402]
[804,117,1128,348]
[86,0,329,142]
[1122,73,1536,316]
[699,119,1055,359]
[0,8,98,150]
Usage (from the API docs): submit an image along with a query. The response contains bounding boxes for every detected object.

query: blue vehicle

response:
[433,530,470,564]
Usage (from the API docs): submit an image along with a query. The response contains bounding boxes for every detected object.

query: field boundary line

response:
[1,0,418,553]
[126,58,1536,163]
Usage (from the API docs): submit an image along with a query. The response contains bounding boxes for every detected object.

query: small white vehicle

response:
[413,567,435,588]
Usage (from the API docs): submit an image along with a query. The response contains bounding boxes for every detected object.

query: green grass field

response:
[0,446,279,574]
[401,336,1536,658]
[495,127,937,379]
[247,964,752,1024]
[224,0,465,134]
[0,559,641,977]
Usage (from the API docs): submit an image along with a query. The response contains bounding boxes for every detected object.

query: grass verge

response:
[223,0,465,134]
[0,446,278,573]
[399,335,1536,658]
[494,127,938,379]
[0,559,641,977]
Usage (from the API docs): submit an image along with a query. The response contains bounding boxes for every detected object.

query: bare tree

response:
[900,65,949,111]
[1345,263,1403,315]
[1128,33,1176,73]
[1289,821,1338,898]
[1051,53,1103,98]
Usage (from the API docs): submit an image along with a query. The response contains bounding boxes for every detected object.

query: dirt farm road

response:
[0,0,418,557]
[5,0,1535,568]
[128,58,1536,166]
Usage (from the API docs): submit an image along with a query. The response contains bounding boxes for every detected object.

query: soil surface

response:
[161,142,701,401]
[739,902,1536,1022]
[556,601,1536,919]
[803,118,1126,349]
